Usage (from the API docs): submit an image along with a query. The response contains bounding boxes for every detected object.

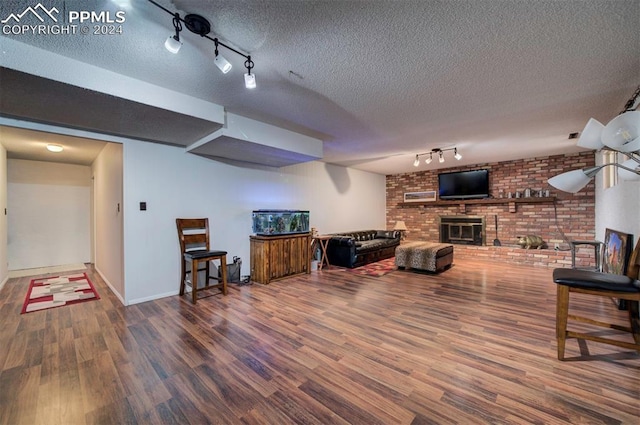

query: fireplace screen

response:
[439,215,485,246]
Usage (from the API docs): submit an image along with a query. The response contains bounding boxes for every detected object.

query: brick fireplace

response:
[385,151,598,268]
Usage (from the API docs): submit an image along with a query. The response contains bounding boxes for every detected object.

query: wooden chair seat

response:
[553,238,640,360]
[176,218,228,304]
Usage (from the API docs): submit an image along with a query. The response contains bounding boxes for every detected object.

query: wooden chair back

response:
[176,218,211,254]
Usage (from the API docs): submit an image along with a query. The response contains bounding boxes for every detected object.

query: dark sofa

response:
[326,230,401,268]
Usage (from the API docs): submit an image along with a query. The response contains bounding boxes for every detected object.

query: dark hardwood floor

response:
[0,260,638,424]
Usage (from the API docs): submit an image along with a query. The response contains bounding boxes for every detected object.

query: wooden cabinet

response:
[250,233,311,284]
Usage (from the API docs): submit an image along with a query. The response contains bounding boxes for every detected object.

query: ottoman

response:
[395,241,454,273]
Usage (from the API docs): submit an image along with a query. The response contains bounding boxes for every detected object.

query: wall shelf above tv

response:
[398,196,556,213]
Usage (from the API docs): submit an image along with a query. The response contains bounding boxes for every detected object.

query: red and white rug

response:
[21,273,100,314]
[347,257,398,277]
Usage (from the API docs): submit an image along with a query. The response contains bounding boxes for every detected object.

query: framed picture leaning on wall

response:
[602,228,634,310]
[602,228,633,276]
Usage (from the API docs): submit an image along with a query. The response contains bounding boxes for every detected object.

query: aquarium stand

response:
[250,233,311,284]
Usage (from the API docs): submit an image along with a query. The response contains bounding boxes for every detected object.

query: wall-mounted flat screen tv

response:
[438,169,490,200]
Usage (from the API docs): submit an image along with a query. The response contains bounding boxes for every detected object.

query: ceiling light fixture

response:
[548,161,639,193]
[412,147,461,167]
[46,144,63,153]
[149,0,256,89]
[549,86,640,193]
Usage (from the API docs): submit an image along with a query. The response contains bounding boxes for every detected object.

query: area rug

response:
[21,273,100,314]
[347,257,397,277]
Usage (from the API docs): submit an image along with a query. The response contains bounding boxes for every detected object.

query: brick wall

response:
[386,152,597,268]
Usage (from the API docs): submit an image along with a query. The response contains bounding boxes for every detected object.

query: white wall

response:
[92,143,124,302]
[595,173,640,244]
[0,144,7,289]
[7,159,91,270]
[122,140,386,304]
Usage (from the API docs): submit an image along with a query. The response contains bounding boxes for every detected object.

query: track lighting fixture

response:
[549,86,640,193]
[412,147,461,167]
[149,0,256,89]
[164,12,182,54]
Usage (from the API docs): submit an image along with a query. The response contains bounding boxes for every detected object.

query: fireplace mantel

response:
[398,196,556,213]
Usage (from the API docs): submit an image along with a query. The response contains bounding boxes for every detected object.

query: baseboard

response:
[94,266,180,306]
[8,263,87,278]
[127,290,180,306]
[94,265,127,306]
[0,274,8,292]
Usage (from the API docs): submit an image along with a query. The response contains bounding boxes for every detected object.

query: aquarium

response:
[252,210,310,236]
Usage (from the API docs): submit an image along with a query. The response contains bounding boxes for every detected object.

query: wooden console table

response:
[250,233,311,284]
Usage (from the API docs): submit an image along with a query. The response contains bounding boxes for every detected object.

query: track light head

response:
[213,39,232,73]
[244,73,256,89]
[165,13,182,53]
[425,153,433,164]
[244,56,256,89]
[454,148,462,160]
[438,151,445,163]
[215,55,232,73]
[165,35,182,53]
[413,155,420,167]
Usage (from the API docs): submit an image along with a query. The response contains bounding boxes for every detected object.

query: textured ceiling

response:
[0,0,638,174]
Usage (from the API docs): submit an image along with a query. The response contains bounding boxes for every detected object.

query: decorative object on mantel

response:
[404,191,436,202]
[517,235,544,249]
[148,0,257,89]
[548,86,640,193]
[413,147,461,167]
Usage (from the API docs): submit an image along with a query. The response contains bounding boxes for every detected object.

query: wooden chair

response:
[553,238,640,360]
[176,218,228,304]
